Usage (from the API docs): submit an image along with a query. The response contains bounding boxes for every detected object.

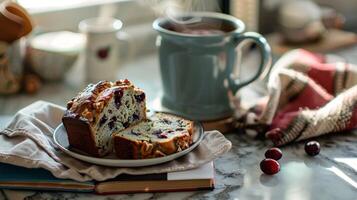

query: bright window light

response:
[17,0,128,13]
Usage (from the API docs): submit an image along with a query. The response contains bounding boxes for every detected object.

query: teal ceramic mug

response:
[153,12,272,121]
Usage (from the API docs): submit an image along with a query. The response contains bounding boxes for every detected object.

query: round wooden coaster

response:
[201,117,236,134]
[152,97,236,133]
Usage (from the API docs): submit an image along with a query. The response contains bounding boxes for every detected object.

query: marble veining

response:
[1,131,356,200]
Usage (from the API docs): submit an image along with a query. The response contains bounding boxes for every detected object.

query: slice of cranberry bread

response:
[62,79,146,157]
[113,113,194,159]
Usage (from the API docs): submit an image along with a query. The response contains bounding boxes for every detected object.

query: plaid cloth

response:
[238,49,357,146]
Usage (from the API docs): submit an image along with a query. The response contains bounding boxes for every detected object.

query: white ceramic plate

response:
[53,122,204,167]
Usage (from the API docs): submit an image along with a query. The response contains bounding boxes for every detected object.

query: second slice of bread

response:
[113,113,194,159]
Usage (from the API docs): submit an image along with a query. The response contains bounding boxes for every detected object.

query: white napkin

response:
[0,101,232,182]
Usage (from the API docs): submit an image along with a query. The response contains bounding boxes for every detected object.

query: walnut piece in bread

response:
[113,113,194,159]
[62,79,146,157]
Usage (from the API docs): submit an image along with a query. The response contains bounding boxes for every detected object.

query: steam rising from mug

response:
[98,3,117,18]
[140,0,223,30]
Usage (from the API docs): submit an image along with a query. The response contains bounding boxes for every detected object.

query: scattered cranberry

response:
[305,141,320,156]
[265,147,282,161]
[266,128,283,144]
[260,159,280,175]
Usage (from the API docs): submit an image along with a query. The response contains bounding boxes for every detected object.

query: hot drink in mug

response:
[153,12,272,121]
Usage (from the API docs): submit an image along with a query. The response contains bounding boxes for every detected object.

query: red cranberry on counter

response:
[260,159,280,175]
[265,147,283,161]
[305,141,320,156]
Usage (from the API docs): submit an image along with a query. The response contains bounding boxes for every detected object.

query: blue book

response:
[0,163,94,192]
[0,162,214,194]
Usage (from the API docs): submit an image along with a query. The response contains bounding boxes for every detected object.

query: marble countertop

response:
[1,49,357,200]
[1,126,356,200]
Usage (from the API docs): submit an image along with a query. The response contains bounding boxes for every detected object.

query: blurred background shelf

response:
[267,29,357,55]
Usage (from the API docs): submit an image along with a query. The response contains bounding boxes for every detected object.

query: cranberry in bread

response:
[62,80,146,157]
[113,113,194,159]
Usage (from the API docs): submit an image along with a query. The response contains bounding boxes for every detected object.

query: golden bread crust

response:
[62,79,146,157]
[113,119,194,159]
[62,113,101,157]
[64,79,143,125]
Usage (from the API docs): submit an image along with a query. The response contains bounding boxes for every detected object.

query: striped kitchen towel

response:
[237,49,357,146]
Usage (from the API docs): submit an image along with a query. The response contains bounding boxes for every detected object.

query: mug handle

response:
[229,32,272,94]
